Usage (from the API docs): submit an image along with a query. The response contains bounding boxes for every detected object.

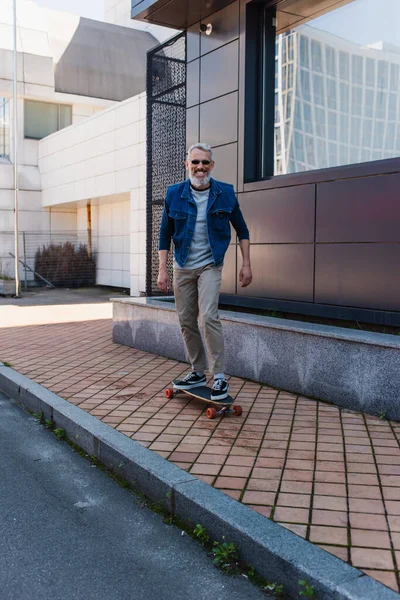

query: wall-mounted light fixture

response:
[199,23,213,35]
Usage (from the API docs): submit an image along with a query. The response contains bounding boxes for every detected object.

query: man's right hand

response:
[157,268,170,293]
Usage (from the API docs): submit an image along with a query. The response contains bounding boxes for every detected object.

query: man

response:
[158,143,252,400]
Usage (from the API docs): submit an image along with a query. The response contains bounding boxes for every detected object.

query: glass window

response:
[366,59,375,87]
[0,97,10,158]
[303,102,312,134]
[245,0,400,181]
[362,119,372,147]
[351,86,362,116]
[300,69,310,101]
[326,79,337,110]
[315,107,326,138]
[312,74,324,106]
[325,46,336,77]
[352,55,363,85]
[311,40,322,72]
[328,111,337,141]
[24,100,72,139]
[339,52,349,81]
[390,64,399,91]
[364,89,374,118]
[339,83,349,113]
[299,35,309,68]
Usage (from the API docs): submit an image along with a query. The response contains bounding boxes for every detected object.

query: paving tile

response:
[388,516,400,532]
[273,507,309,524]
[247,478,280,492]
[313,495,347,512]
[348,484,382,499]
[351,529,391,549]
[214,476,247,490]
[280,481,313,494]
[278,523,307,538]
[314,471,346,484]
[277,493,311,509]
[350,513,388,531]
[312,509,348,527]
[190,463,221,476]
[351,547,394,570]
[314,482,347,497]
[349,498,385,514]
[309,525,348,545]
[242,491,276,505]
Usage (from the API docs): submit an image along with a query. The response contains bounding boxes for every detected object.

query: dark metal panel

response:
[212,143,238,190]
[220,244,236,294]
[315,244,400,311]
[317,173,400,243]
[186,106,199,148]
[238,185,315,244]
[200,92,238,147]
[237,244,314,301]
[187,23,200,62]
[186,59,199,108]
[200,40,239,104]
[200,2,240,56]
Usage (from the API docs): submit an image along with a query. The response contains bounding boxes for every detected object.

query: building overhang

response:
[131,0,354,31]
[131,0,237,30]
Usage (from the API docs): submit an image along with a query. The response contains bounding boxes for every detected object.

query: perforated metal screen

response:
[146,32,186,295]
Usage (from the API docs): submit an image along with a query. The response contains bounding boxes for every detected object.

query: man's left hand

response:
[239,265,252,287]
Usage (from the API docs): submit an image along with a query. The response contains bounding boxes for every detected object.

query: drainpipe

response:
[87,201,92,258]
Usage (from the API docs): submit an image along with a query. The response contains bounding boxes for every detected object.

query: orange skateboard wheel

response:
[233,405,242,416]
[206,407,217,419]
[165,387,174,399]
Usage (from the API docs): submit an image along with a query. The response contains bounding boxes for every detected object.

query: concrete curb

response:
[0,363,398,600]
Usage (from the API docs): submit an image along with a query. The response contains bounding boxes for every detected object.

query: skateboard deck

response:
[165,384,243,419]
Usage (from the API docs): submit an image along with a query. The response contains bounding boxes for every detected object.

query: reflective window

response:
[0,97,10,158]
[24,100,72,139]
[272,0,400,175]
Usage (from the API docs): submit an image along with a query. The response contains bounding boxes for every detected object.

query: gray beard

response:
[189,173,211,187]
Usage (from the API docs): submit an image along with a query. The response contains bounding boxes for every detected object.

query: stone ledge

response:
[111,297,400,421]
[0,364,398,600]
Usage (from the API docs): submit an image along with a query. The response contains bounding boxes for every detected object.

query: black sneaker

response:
[173,372,206,390]
[211,378,229,401]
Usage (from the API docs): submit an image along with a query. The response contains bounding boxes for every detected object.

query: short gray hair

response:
[187,143,214,161]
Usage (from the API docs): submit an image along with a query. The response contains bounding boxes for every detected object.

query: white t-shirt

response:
[174,186,213,270]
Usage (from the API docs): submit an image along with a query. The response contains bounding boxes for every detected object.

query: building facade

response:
[0,0,156,289]
[132,0,400,326]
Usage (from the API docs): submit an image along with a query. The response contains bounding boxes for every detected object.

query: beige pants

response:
[173,263,224,374]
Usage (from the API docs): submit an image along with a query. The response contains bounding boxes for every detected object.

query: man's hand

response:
[157,268,170,293]
[239,265,252,288]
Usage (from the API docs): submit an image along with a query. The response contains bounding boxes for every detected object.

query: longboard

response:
[165,384,242,419]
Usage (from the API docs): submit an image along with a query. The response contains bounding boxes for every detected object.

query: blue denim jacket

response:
[158,178,250,268]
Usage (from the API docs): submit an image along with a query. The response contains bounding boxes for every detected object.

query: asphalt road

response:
[0,392,270,600]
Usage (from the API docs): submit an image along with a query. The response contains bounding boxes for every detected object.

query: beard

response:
[189,171,211,187]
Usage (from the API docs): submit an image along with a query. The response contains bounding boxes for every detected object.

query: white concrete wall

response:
[39,93,146,207]
[77,197,130,289]
[39,93,147,295]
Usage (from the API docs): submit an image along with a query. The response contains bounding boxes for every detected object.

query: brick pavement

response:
[1,318,400,593]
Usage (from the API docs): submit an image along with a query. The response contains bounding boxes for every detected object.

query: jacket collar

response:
[181,178,222,204]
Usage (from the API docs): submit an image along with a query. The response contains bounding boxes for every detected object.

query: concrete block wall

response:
[77,196,131,289]
[39,92,147,294]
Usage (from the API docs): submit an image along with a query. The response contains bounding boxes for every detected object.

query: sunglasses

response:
[189,159,211,165]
